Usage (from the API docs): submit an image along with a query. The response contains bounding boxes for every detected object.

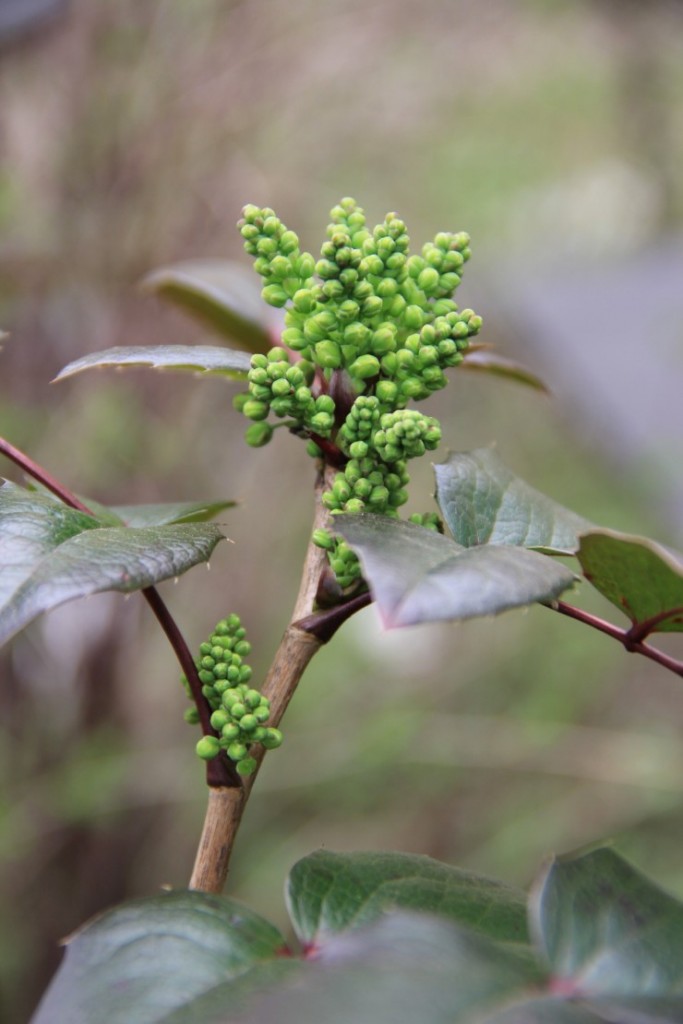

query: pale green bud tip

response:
[245,422,274,448]
[262,728,283,749]
[313,528,334,549]
[196,735,221,760]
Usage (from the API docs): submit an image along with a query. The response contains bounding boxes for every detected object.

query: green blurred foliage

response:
[1,1,682,1020]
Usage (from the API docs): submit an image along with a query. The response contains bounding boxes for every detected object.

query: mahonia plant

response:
[183,614,282,775]
[235,198,481,592]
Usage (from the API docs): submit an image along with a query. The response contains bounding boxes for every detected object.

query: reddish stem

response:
[552,601,683,678]
[0,434,239,787]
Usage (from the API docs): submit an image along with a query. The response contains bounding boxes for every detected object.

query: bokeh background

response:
[1,1,682,1018]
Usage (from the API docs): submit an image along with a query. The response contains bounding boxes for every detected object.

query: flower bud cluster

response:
[183,614,282,775]
[236,199,482,591]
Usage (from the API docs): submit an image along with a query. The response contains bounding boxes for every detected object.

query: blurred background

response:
[1,0,682,1018]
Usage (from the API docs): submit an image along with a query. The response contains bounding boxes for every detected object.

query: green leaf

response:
[0,482,225,646]
[577,530,683,634]
[435,448,593,555]
[335,515,575,627]
[31,890,292,1024]
[240,913,544,1024]
[0,481,101,610]
[460,349,549,393]
[142,259,273,352]
[111,499,236,527]
[532,846,683,1023]
[54,344,252,382]
[286,850,529,949]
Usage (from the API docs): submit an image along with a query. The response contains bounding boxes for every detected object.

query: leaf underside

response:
[577,529,683,633]
[460,350,549,393]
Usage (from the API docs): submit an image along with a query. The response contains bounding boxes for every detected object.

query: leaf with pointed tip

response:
[31,890,292,1024]
[286,850,530,950]
[0,482,225,646]
[336,515,575,628]
[54,344,252,382]
[435,448,593,555]
[142,259,273,352]
[531,846,683,1023]
[460,350,549,393]
[577,530,683,634]
[111,499,236,527]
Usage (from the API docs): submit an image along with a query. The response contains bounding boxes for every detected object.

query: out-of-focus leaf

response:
[31,890,292,1024]
[435,448,593,555]
[577,530,683,633]
[241,913,543,1024]
[142,259,273,352]
[54,344,252,381]
[460,350,549,393]
[0,482,225,646]
[531,846,683,1023]
[336,515,575,627]
[111,499,236,527]
[286,850,530,949]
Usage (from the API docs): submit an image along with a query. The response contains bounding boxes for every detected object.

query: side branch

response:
[552,601,683,678]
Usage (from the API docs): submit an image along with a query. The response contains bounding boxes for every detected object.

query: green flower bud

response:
[344,498,365,514]
[349,354,380,380]
[196,735,221,760]
[236,756,258,775]
[210,710,229,731]
[313,528,334,549]
[227,740,248,762]
[349,441,369,459]
[254,705,271,723]
[242,399,269,422]
[262,728,283,750]
[245,422,274,448]
[184,707,200,725]
[314,340,342,368]
[240,714,258,732]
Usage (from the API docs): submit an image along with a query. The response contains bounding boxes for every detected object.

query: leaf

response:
[577,530,683,634]
[531,846,683,1023]
[460,350,549,393]
[286,850,530,949]
[241,913,544,1024]
[141,259,273,352]
[54,344,252,382]
[335,515,575,627]
[31,890,292,1024]
[111,499,236,528]
[0,482,225,646]
[435,448,593,555]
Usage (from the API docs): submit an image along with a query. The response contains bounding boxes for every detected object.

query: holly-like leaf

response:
[54,344,252,382]
[31,890,292,1024]
[336,515,575,628]
[435,449,592,555]
[141,259,273,352]
[0,481,225,647]
[460,350,549,393]
[286,850,529,950]
[532,846,683,1023]
[111,499,236,528]
[577,530,683,634]
[240,913,544,1024]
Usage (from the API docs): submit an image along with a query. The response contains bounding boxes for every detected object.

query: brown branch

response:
[551,601,683,678]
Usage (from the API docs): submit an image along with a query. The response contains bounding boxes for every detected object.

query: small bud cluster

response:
[236,199,482,590]
[183,614,282,775]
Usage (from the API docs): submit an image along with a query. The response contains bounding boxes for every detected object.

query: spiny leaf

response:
[31,890,292,1024]
[0,482,225,647]
[577,530,683,634]
[336,515,576,628]
[435,448,593,555]
[286,850,530,949]
[142,259,273,352]
[54,344,252,382]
